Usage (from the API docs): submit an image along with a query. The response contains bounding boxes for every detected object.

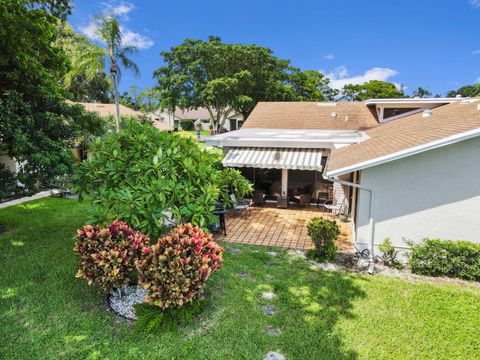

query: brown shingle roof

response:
[75,102,142,118]
[242,102,379,130]
[327,100,480,175]
[74,102,173,131]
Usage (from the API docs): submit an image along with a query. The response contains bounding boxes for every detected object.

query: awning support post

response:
[281,169,288,197]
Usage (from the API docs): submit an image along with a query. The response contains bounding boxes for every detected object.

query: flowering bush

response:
[136,223,224,309]
[74,220,150,291]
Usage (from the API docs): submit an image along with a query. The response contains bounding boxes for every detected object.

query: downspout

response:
[323,159,376,274]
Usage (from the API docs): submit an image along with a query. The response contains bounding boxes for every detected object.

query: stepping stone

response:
[229,248,241,254]
[262,305,277,316]
[236,271,250,279]
[261,291,276,300]
[267,251,277,257]
[264,351,285,360]
[266,327,282,336]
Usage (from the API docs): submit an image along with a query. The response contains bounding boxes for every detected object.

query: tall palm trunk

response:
[110,56,120,133]
[112,71,120,133]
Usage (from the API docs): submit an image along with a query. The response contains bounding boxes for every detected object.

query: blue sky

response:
[70,0,480,96]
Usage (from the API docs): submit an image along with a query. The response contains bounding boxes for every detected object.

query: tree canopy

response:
[57,23,111,103]
[0,0,103,192]
[341,80,405,101]
[154,36,334,131]
[447,84,480,98]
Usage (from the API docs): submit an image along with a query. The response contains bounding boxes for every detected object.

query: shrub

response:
[72,120,251,238]
[136,223,224,309]
[74,220,150,292]
[218,168,253,207]
[408,238,480,281]
[180,119,195,131]
[378,238,402,269]
[307,217,340,261]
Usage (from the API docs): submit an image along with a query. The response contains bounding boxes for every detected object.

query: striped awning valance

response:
[222,147,324,171]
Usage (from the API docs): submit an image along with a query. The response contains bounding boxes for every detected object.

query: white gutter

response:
[327,127,480,178]
[323,161,376,274]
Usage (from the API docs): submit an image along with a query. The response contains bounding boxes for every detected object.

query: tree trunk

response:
[111,72,121,133]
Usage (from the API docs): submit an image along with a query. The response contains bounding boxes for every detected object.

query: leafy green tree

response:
[447,84,480,98]
[137,87,161,112]
[57,23,110,103]
[287,70,339,101]
[342,80,404,101]
[0,0,104,192]
[155,36,299,130]
[73,119,252,238]
[96,16,139,132]
[411,86,432,98]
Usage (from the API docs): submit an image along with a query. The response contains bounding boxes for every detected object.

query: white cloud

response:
[122,29,154,48]
[473,49,480,55]
[471,0,480,8]
[324,54,335,60]
[325,66,399,89]
[102,1,136,19]
[79,1,154,49]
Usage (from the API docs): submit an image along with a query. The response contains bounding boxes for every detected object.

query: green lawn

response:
[1,199,479,359]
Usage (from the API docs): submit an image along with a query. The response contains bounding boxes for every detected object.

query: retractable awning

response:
[222,147,324,171]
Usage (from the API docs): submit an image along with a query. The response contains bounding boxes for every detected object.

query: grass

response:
[1,198,479,359]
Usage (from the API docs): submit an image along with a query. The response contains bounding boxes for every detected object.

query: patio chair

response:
[252,191,266,206]
[323,197,347,215]
[230,193,250,216]
[298,194,312,208]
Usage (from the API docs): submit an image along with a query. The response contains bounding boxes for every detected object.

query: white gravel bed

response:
[108,285,148,320]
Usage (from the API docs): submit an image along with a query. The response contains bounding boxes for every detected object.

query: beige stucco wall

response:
[356,136,480,251]
[0,153,19,174]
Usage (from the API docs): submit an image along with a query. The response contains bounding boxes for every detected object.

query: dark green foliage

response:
[408,238,480,281]
[447,84,480,98]
[134,300,207,333]
[0,164,16,200]
[342,80,404,101]
[180,119,195,131]
[218,168,253,206]
[307,217,340,261]
[0,1,104,193]
[378,238,402,269]
[73,120,250,238]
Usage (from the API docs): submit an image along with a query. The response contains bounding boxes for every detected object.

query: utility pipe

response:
[322,166,376,273]
[331,177,375,273]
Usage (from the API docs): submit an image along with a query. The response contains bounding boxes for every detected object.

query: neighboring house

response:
[75,102,173,132]
[206,96,480,251]
[147,107,244,132]
[0,102,173,178]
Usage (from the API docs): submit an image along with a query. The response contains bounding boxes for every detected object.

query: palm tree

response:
[97,16,139,133]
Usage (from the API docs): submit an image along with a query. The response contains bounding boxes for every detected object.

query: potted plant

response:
[339,212,349,222]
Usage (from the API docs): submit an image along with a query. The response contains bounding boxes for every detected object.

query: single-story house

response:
[206,97,480,255]
[1,102,172,178]
[75,102,173,133]
[147,107,244,132]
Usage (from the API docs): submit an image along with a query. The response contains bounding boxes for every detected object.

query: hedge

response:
[408,238,480,281]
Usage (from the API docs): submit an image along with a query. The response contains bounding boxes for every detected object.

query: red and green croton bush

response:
[74,220,150,291]
[135,223,224,309]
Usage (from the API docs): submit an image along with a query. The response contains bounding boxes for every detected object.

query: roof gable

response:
[242,102,379,131]
[327,100,480,176]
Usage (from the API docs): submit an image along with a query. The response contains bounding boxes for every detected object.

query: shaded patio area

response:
[214,206,352,251]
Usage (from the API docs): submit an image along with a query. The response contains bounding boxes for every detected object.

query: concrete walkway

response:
[0,190,59,209]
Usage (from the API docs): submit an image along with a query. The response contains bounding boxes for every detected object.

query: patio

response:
[215,206,352,251]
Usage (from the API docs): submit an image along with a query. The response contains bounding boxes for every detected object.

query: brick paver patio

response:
[215,206,352,251]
